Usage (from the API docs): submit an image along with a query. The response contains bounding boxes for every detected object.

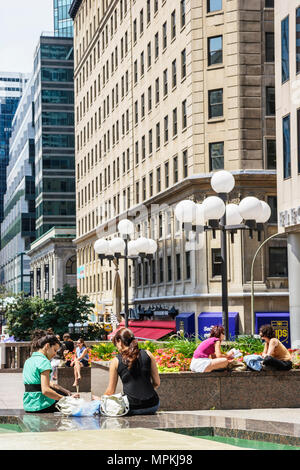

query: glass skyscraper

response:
[0,77,36,294]
[33,35,75,239]
[0,73,28,225]
[53,0,73,37]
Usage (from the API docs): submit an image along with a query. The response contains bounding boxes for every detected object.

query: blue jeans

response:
[127,401,160,416]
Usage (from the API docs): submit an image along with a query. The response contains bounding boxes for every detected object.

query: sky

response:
[0,0,54,74]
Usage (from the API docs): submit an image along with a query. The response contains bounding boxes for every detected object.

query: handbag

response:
[244,354,264,371]
[227,359,247,371]
[55,396,101,417]
[100,393,130,417]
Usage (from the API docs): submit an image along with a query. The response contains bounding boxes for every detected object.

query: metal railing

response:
[0,341,106,370]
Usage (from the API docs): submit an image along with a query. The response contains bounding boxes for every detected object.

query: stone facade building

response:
[275,0,300,348]
[70,0,288,335]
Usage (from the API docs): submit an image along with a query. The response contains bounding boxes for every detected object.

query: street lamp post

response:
[175,171,271,340]
[94,219,158,328]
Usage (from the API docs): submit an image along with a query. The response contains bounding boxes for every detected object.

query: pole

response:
[124,237,129,328]
[250,232,281,335]
[220,194,229,340]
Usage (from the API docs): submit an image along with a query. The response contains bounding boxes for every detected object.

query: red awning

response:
[108,320,176,341]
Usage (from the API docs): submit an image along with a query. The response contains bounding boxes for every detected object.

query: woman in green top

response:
[23,332,78,413]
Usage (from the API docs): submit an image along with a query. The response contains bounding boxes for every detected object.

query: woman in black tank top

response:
[97,328,160,415]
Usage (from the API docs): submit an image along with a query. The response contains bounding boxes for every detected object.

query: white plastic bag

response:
[100,393,130,417]
[55,396,86,416]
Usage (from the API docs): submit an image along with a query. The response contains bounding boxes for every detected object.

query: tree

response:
[5,294,51,341]
[35,285,95,338]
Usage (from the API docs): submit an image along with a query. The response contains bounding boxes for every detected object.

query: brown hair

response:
[113,328,139,370]
[209,325,225,339]
[77,338,87,348]
[31,329,61,353]
[259,324,276,339]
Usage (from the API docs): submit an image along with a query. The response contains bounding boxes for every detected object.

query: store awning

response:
[108,320,176,341]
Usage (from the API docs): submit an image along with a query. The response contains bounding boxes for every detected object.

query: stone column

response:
[287,233,300,348]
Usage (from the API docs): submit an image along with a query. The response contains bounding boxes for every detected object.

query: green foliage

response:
[138,340,164,353]
[5,285,95,341]
[164,336,201,358]
[5,294,51,341]
[221,336,264,355]
[86,323,107,341]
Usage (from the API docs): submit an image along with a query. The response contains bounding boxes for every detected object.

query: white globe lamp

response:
[118,219,134,236]
[109,237,125,254]
[147,239,158,255]
[202,196,226,221]
[174,200,197,224]
[238,197,262,221]
[134,237,150,254]
[226,204,243,225]
[128,240,139,256]
[211,171,235,194]
[94,238,109,255]
[256,201,271,224]
[192,204,205,226]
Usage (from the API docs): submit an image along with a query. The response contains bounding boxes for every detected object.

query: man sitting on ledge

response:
[260,324,293,371]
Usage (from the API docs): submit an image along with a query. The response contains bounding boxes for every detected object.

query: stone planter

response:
[91,361,300,410]
[57,367,91,393]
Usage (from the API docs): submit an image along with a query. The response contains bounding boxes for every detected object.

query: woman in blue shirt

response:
[71,338,89,387]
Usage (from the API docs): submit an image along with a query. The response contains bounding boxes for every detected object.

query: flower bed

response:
[90,338,300,372]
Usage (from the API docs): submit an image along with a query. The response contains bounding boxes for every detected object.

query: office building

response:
[0,77,35,294]
[0,72,28,226]
[70,0,287,334]
[27,34,76,299]
[275,0,300,348]
[54,0,74,37]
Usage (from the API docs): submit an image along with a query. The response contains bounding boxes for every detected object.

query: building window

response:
[157,167,161,192]
[173,108,178,136]
[159,257,164,283]
[209,142,224,170]
[266,139,276,170]
[267,196,277,224]
[208,36,223,65]
[281,16,289,83]
[265,0,274,7]
[171,10,176,40]
[297,8,300,74]
[167,255,172,282]
[208,89,223,118]
[185,251,191,279]
[283,114,291,179]
[212,248,222,277]
[66,256,76,275]
[269,247,288,277]
[173,156,178,183]
[172,59,177,88]
[265,32,274,62]
[183,149,188,177]
[207,0,222,13]
[180,0,186,28]
[266,87,275,116]
[164,115,169,142]
[182,99,187,129]
[165,161,169,187]
[181,48,186,78]
[176,253,181,281]
[162,22,167,49]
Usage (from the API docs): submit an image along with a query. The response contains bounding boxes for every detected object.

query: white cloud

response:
[0,0,54,73]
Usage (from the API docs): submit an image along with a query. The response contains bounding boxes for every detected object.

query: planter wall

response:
[57,367,91,393]
[91,362,300,410]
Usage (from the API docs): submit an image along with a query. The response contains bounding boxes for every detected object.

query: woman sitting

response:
[190,325,234,373]
[93,328,160,415]
[260,324,292,371]
[23,331,78,413]
[71,338,90,387]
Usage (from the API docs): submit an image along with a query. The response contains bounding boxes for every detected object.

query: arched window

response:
[66,255,76,275]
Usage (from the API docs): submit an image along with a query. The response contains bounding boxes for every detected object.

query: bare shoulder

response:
[270,337,279,347]
[144,349,154,359]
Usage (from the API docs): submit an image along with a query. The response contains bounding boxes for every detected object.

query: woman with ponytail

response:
[94,328,160,415]
[23,331,79,413]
